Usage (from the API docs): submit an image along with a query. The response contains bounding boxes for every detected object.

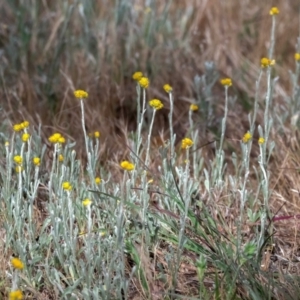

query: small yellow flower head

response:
[5,141,9,147]
[9,290,23,300]
[89,131,100,138]
[95,177,101,184]
[181,138,194,149]
[58,154,64,162]
[22,133,30,142]
[260,57,275,68]
[48,133,61,143]
[163,84,173,93]
[269,7,279,15]
[62,181,72,191]
[295,53,300,61]
[190,104,199,111]
[33,157,40,166]
[82,198,92,207]
[11,257,24,270]
[94,131,100,138]
[120,160,135,171]
[13,124,22,132]
[13,155,22,165]
[58,136,65,144]
[139,77,149,89]
[258,137,265,145]
[20,121,29,129]
[220,78,232,87]
[132,71,143,81]
[15,166,23,173]
[149,99,164,110]
[48,133,65,144]
[242,131,252,143]
[74,90,88,99]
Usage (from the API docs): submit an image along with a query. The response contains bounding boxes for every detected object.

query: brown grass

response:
[1,0,300,298]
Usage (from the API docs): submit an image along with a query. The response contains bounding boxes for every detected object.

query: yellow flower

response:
[149,99,164,110]
[15,166,23,173]
[132,71,143,81]
[95,177,101,184]
[13,155,22,165]
[74,90,88,99]
[5,141,9,147]
[139,77,149,89]
[13,124,22,132]
[269,7,279,15]
[11,257,24,270]
[48,133,65,144]
[89,131,100,138]
[258,137,265,145]
[260,57,275,68]
[9,290,23,300]
[295,53,300,61]
[82,198,92,207]
[20,121,29,129]
[120,160,135,171]
[62,181,72,191]
[181,138,194,149]
[242,132,252,143]
[33,157,40,166]
[190,104,199,111]
[22,133,30,142]
[58,136,65,144]
[48,133,61,143]
[220,78,232,87]
[58,154,64,162]
[163,84,172,93]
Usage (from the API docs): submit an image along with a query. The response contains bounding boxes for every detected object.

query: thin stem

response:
[168,92,174,158]
[145,109,156,166]
[219,86,229,152]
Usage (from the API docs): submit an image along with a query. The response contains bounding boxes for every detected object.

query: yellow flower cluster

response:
[295,53,300,61]
[48,133,66,144]
[95,177,101,184]
[22,133,30,142]
[132,71,143,81]
[9,290,23,300]
[13,121,29,132]
[269,7,279,15]
[89,131,100,138]
[11,257,24,270]
[33,157,40,166]
[62,181,72,191]
[163,84,172,93]
[58,154,64,162]
[220,78,232,87]
[181,138,194,149]
[120,160,135,171]
[82,198,92,207]
[13,155,22,165]
[139,77,149,89]
[242,132,252,143]
[15,166,23,173]
[149,99,164,110]
[74,90,88,99]
[190,104,199,111]
[258,137,265,145]
[260,57,275,68]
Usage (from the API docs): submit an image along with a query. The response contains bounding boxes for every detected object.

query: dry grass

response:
[2,0,300,299]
